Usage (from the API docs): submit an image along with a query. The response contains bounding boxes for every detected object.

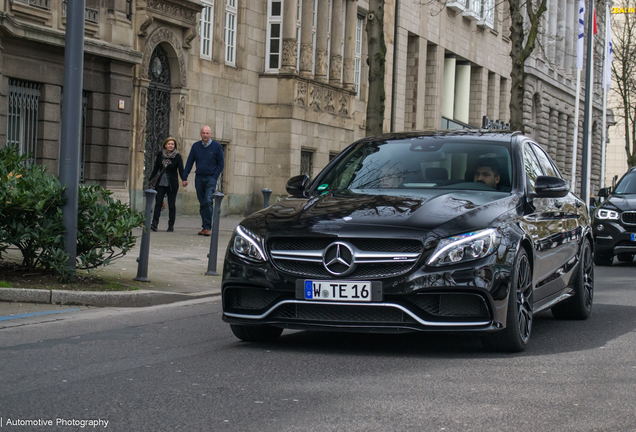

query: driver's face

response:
[474,166,500,188]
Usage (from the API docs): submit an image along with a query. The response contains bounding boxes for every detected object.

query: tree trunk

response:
[366,0,387,137]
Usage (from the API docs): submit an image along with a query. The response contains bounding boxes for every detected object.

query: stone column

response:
[549,108,559,160]
[281,0,299,74]
[343,0,357,90]
[315,0,330,83]
[424,44,445,130]
[558,111,567,169]
[499,77,510,122]
[557,0,566,71]
[548,0,557,64]
[414,37,427,130]
[299,0,314,78]
[442,56,456,120]
[565,0,574,74]
[329,0,343,86]
[454,62,471,125]
[487,72,500,121]
[469,66,488,127]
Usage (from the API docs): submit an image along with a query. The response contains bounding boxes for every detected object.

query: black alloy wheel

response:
[230,324,283,342]
[552,238,594,320]
[483,248,533,353]
[593,252,613,266]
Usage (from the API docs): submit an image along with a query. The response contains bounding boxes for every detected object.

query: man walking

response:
[182,125,224,236]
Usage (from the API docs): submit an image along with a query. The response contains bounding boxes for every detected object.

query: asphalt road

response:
[1,264,636,432]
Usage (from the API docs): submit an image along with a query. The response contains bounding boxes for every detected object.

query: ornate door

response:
[144,45,171,185]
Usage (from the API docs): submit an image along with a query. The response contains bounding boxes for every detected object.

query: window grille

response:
[7,79,40,166]
[301,150,314,178]
[266,0,283,71]
[225,0,237,65]
[62,0,100,23]
[354,15,364,98]
[12,0,50,10]
[200,0,214,59]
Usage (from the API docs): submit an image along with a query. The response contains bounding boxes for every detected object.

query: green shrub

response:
[0,145,145,279]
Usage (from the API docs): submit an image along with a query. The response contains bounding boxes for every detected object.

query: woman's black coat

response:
[149,152,185,192]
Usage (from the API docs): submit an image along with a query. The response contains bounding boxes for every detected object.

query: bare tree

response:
[610,0,636,167]
[508,0,548,132]
[366,0,387,137]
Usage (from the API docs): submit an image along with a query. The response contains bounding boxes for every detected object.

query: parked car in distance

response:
[593,167,636,266]
[222,130,594,352]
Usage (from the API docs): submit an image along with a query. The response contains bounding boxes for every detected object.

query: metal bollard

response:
[134,189,157,282]
[262,188,272,208]
[205,192,225,276]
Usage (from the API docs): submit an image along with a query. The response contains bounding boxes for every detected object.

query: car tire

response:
[230,324,283,342]
[551,238,594,320]
[483,248,533,353]
[593,252,613,266]
[617,253,634,263]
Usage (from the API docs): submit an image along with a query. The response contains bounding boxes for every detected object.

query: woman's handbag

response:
[148,167,166,190]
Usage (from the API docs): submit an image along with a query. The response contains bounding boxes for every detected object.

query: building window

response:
[354,15,363,98]
[200,0,214,59]
[225,0,237,65]
[301,150,314,177]
[478,0,494,29]
[266,0,282,71]
[7,79,40,166]
[329,152,339,162]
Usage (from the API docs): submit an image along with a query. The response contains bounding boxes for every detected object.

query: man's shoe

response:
[201,229,211,236]
[151,225,158,232]
[167,226,174,232]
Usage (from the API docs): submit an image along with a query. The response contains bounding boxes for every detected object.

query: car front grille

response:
[224,287,281,310]
[622,212,636,225]
[269,303,418,324]
[269,237,423,279]
[410,293,490,319]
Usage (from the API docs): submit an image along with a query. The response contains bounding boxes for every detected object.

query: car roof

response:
[356,129,523,144]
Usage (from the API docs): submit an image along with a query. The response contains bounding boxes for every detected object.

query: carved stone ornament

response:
[315,49,329,77]
[309,85,322,111]
[138,88,148,152]
[147,0,198,25]
[142,28,187,87]
[282,39,298,67]
[325,90,336,113]
[338,94,349,116]
[295,82,307,107]
[178,95,186,146]
[329,55,342,80]
[183,27,197,49]
[139,15,154,37]
[299,44,314,72]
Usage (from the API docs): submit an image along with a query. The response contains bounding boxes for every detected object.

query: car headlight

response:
[595,208,620,220]
[427,228,499,266]
[231,225,267,262]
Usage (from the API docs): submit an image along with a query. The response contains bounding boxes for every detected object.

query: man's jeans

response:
[194,176,216,230]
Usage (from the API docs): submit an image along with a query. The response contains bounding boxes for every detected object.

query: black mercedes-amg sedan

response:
[222,130,594,352]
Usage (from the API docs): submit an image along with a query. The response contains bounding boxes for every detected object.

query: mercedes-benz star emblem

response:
[323,242,355,276]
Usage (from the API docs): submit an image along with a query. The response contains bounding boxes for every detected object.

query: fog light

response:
[597,224,604,231]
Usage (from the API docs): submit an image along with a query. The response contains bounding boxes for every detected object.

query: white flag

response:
[577,0,585,70]
[603,9,613,92]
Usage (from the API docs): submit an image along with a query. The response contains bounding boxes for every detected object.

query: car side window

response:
[523,143,543,192]
[531,144,560,178]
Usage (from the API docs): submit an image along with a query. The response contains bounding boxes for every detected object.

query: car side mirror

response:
[532,176,570,198]
[286,175,310,198]
[598,187,610,198]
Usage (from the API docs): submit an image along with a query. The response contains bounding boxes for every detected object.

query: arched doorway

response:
[144,44,171,185]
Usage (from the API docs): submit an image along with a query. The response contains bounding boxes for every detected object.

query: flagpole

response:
[600,1,611,190]
[571,69,582,192]
[581,0,595,208]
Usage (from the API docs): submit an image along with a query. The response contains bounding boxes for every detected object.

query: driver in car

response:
[473,159,501,189]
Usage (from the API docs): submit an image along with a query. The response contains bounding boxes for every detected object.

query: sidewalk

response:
[0,215,243,308]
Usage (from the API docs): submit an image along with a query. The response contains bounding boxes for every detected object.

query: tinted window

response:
[531,144,559,178]
[523,143,543,192]
[316,140,512,193]
[614,171,636,194]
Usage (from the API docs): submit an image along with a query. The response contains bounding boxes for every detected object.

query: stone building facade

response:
[2,0,550,216]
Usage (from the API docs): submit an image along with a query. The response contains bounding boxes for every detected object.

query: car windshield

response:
[614,171,636,194]
[315,139,513,193]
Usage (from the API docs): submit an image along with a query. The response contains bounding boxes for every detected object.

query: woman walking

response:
[149,137,184,232]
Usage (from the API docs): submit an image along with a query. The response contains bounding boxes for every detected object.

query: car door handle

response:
[575,201,583,208]
[555,200,563,209]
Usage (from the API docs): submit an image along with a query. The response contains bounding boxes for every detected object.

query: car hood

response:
[603,194,636,212]
[244,189,518,239]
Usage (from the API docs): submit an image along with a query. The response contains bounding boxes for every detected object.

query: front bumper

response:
[221,250,512,333]
[593,220,636,256]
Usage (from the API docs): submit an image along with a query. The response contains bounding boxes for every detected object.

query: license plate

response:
[304,280,372,302]
[632,234,636,241]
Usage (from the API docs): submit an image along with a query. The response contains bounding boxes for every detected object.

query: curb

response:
[0,287,220,308]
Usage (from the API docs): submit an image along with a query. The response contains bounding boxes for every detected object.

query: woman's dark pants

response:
[152,186,177,228]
